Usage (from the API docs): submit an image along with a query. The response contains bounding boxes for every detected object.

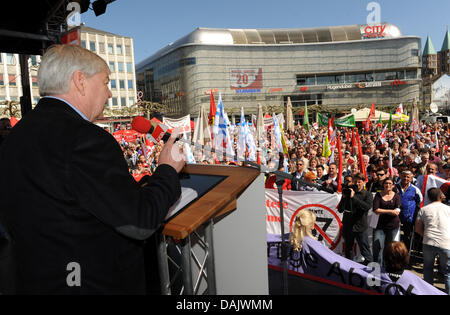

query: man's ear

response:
[72,70,87,96]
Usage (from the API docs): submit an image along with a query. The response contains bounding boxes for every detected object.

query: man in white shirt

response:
[415,187,450,294]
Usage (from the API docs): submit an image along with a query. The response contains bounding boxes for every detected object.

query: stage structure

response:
[156,164,267,295]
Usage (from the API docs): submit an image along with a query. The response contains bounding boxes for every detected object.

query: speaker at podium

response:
[155,164,268,295]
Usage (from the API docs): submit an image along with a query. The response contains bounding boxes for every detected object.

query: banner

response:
[266,190,343,252]
[317,113,329,127]
[335,115,356,128]
[163,114,191,134]
[267,234,445,295]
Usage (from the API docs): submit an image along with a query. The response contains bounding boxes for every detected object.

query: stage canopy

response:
[340,107,409,123]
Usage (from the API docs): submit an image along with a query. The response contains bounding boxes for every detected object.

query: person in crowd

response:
[0,45,185,294]
[429,147,441,165]
[396,170,423,252]
[370,168,387,193]
[300,171,318,191]
[416,162,440,194]
[316,165,325,185]
[372,177,402,266]
[415,188,450,294]
[338,173,373,265]
[265,163,291,190]
[383,241,410,283]
[321,162,339,193]
[291,159,306,191]
[417,151,430,176]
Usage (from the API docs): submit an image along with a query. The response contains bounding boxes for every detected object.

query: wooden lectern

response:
[156,164,268,295]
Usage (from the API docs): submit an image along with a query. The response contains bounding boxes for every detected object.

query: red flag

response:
[346,128,350,143]
[355,129,368,182]
[337,132,343,193]
[328,117,334,140]
[208,90,216,126]
[368,102,376,118]
[257,151,261,165]
[351,128,357,154]
[10,116,19,127]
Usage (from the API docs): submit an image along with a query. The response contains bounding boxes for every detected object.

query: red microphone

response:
[132,116,177,144]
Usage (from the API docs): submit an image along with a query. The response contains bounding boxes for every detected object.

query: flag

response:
[312,122,319,130]
[355,128,368,182]
[318,113,329,127]
[388,110,393,130]
[418,175,449,207]
[237,107,247,161]
[346,128,350,143]
[334,115,356,128]
[377,113,382,130]
[208,90,216,126]
[279,122,289,156]
[328,117,334,140]
[396,103,403,115]
[351,128,357,154]
[273,113,283,154]
[379,125,388,144]
[337,133,343,193]
[435,131,440,153]
[322,135,331,157]
[212,93,234,160]
[365,103,376,132]
[388,148,393,177]
[303,103,309,131]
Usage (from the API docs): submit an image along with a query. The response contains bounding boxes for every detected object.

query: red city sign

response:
[363,25,386,38]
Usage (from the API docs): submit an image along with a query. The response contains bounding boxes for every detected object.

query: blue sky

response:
[81,0,450,64]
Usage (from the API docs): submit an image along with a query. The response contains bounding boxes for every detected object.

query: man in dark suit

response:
[0,45,185,294]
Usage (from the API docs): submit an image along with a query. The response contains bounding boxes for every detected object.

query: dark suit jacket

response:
[338,188,373,233]
[0,98,181,294]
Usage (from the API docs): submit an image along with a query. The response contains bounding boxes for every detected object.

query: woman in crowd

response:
[372,177,402,266]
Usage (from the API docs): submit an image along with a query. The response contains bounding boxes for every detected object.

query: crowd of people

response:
[2,108,449,294]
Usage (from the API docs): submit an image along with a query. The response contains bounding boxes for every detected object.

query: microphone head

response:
[132,116,152,134]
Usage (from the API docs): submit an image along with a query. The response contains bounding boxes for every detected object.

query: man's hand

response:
[158,132,185,173]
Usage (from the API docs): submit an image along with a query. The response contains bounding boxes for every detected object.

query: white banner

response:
[163,114,191,134]
[266,190,344,253]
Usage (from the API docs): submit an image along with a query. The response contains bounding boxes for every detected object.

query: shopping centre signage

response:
[361,25,386,39]
[230,68,263,90]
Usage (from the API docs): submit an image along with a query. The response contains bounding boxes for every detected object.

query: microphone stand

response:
[275,176,289,295]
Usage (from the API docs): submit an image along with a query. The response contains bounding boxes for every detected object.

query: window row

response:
[296,69,418,86]
[110,97,135,106]
[110,79,134,90]
[81,41,132,56]
[108,61,134,73]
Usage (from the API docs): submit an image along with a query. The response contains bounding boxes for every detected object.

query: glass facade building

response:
[136,23,421,117]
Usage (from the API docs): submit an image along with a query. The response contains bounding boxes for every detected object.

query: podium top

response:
[162,164,260,239]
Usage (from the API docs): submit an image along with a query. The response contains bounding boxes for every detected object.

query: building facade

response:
[0,25,137,115]
[422,30,450,108]
[136,23,422,118]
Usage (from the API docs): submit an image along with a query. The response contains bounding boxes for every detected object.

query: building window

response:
[117,62,124,72]
[296,75,316,85]
[110,79,117,89]
[0,74,3,85]
[81,41,86,49]
[109,61,115,72]
[112,98,118,106]
[119,80,125,89]
[0,54,2,63]
[129,98,135,105]
[99,42,105,53]
[89,41,96,52]
[125,45,132,56]
[30,55,38,66]
[108,44,114,54]
[6,54,15,65]
[126,62,133,72]
[121,97,126,106]
[116,45,123,55]
[128,80,133,89]
[405,70,417,79]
